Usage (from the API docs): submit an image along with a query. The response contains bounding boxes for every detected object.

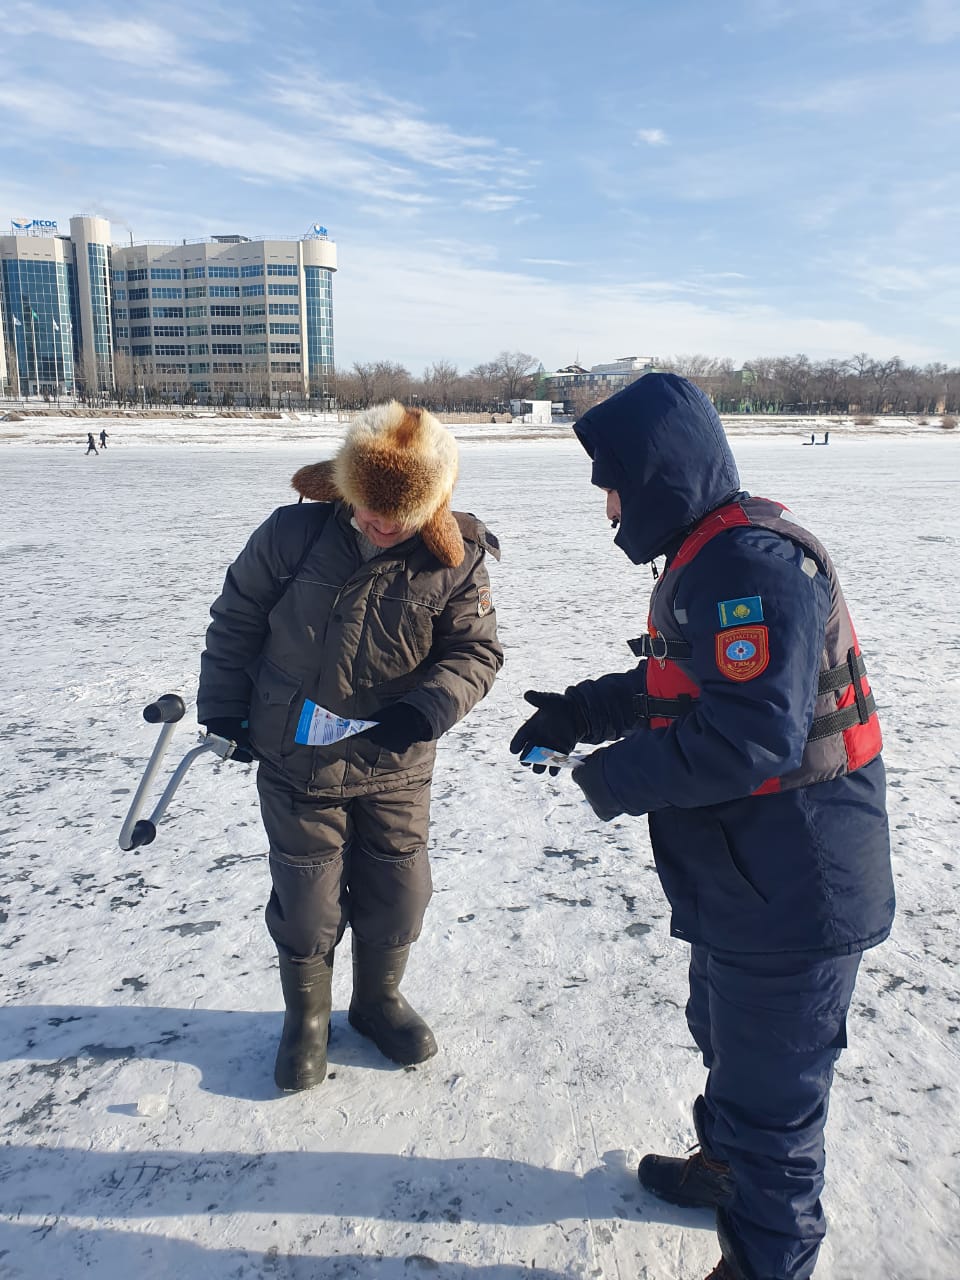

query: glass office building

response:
[1,215,336,400]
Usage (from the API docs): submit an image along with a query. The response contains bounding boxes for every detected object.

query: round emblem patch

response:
[726,638,757,662]
[715,625,770,681]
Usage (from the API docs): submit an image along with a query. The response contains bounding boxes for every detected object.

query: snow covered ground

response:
[1,434,957,1279]
[0,409,953,450]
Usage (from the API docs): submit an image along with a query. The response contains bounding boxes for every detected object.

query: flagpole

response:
[52,318,61,393]
[12,314,24,399]
[29,308,40,397]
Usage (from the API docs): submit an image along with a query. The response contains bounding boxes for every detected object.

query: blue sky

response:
[1,0,958,372]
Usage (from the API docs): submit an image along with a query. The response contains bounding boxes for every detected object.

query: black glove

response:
[509,689,587,775]
[360,703,433,753]
[201,716,254,764]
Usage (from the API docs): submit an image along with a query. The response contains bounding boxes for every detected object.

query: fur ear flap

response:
[291,460,341,502]
[421,503,465,567]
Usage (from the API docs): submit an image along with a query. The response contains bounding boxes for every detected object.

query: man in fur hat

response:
[198,402,502,1092]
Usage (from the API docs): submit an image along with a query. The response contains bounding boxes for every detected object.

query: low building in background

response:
[509,398,552,424]
[0,215,336,405]
[544,355,657,412]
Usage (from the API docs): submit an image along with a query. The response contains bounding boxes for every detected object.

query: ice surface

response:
[0,433,957,1278]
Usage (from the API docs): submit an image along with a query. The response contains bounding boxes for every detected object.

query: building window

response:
[210,324,242,336]
[150,267,182,280]
[186,325,209,337]
[113,307,128,320]
[209,285,241,297]
[242,303,266,317]
[270,322,301,335]
[268,284,299,296]
[271,361,302,372]
[241,283,265,297]
[212,361,244,372]
[152,287,183,299]
[268,303,299,315]
[185,286,207,299]
[187,343,210,356]
[208,265,240,278]
[114,326,129,339]
[155,344,186,356]
[184,266,206,279]
[127,268,148,282]
[132,344,152,356]
[211,343,243,355]
[185,305,208,318]
[153,306,184,319]
[209,304,241,317]
[267,263,298,276]
[270,342,301,354]
[112,269,126,282]
[130,306,150,319]
[154,325,185,337]
[113,288,127,301]
[156,362,187,374]
[129,287,149,300]
[189,363,210,374]
[244,342,268,354]
[244,322,267,335]
[131,326,151,338]
[240,264,264,277]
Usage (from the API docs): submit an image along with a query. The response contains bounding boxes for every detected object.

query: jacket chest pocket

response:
[248,658,302,761]
[357,591,439,685]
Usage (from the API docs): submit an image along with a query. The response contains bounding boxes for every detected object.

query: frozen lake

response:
[1,436,958,1279]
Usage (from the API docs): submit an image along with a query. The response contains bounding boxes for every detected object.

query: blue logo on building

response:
[11,217,58,233]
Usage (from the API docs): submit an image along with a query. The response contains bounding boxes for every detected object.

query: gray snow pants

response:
[256,764,434,961]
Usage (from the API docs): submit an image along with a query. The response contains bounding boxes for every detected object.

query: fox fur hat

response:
[291,401,464,566]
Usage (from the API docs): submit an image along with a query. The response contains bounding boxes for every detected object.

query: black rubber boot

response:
[348,940,438,1065]
[274,952,334,1093]
[638,1095,735,1208]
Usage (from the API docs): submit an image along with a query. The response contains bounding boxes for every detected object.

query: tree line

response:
[7,342,960,417]
[653,353,960,417]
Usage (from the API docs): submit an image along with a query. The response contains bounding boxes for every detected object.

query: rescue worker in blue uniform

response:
[510,373,894,1280]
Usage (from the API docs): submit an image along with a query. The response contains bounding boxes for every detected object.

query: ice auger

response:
[118,693,241,850]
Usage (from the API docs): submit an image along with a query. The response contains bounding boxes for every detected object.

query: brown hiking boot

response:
[638,1094,734,1209]
[638,1145,734,1208]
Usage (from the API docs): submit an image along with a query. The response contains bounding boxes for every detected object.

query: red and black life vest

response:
[630,496,882,796]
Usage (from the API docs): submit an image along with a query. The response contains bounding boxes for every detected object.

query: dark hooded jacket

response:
[570,374,894,957]
[198,499,502,797]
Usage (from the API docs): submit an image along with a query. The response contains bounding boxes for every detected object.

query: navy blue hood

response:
[574,372,741,565]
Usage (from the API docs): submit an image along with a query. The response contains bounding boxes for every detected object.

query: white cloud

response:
[0,1,232,84]
[333,242,940,371]
[0,78,437,207]
[461,194,522,213]
[634,128,670,146]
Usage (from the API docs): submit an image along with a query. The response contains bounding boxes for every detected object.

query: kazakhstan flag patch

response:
[718,595,764,627]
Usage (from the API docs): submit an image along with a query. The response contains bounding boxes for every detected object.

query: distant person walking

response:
[85,432,98,455]
[99,429,109,449]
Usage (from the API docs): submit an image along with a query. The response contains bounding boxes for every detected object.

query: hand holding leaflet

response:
[295,700,378,746]
[520,745,590,771]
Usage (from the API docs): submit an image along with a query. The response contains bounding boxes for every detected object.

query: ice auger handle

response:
[119,693,235,851]
[143,694,186,724]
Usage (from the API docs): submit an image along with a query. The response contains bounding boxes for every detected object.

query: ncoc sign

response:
[11,217,59,234]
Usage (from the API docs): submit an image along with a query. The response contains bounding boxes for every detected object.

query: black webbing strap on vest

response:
[632,692,695,721]
[628,634,692,660]
[807,648,876,741]
[631,642,876,741]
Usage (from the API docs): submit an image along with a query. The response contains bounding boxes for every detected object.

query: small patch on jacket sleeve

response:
[715,625,770,681]
[477,586,493,616]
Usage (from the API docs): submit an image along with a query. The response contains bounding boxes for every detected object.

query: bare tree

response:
[491,351,539,403]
